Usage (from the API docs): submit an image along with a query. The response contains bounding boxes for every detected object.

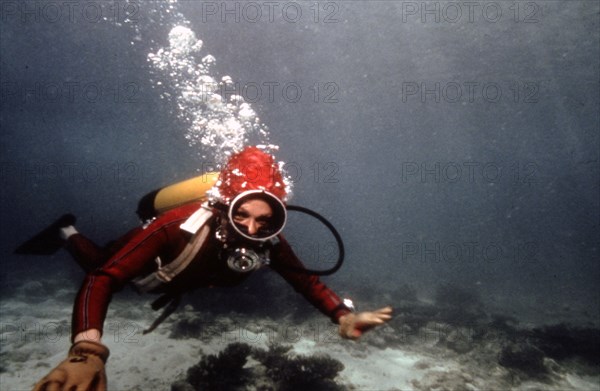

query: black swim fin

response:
[14,214,76,255]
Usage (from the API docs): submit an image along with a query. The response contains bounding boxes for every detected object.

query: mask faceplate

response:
[227,190,287,242]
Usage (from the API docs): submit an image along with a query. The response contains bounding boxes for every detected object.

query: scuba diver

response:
[20,146,393,391]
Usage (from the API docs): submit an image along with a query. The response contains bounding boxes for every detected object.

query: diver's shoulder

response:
[155,201,206,221]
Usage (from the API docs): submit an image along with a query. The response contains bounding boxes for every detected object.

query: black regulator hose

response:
[282,205,345,276]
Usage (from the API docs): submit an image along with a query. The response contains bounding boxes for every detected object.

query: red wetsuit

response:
[69,202,350,340]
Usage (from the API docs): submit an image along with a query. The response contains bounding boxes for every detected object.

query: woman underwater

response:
[22,146,392,391]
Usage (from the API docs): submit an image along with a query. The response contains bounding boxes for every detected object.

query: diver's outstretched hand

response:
[32,341,109,391]
[338,306,393,340]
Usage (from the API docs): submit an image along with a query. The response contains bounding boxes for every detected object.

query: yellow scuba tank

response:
[136,172,219,221]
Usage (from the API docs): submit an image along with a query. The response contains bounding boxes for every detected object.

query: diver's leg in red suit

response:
[102,227,143,255]
[66,234,106,272]
[66,227,143,272]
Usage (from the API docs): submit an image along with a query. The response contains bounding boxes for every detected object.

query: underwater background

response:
[1,1,598,390]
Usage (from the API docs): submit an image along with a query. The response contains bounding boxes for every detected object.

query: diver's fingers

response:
[96,369,108,391]
[370,307,393,321]
[43,382,62,391]
[363,313,386,322]
[33,370,66,391]
[373,311,392,320]
[374,306,393,315]
[355,315,386,330]
[359,310,392,323]
[339,307,394,340]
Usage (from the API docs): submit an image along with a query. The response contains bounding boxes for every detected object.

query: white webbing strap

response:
[133,210,213,293]
[180,203,213,234]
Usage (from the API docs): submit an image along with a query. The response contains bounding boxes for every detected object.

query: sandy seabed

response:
[1,278,599,391]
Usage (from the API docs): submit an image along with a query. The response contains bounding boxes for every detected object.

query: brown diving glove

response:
[32,340,109,391]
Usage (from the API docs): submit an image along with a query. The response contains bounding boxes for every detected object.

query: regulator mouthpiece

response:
[226,247,268,273]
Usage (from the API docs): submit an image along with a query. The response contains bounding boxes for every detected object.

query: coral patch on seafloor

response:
[171,342,345,391]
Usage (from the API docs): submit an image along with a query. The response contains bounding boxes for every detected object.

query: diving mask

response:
[227,190,287,242]
[217,190,286,273]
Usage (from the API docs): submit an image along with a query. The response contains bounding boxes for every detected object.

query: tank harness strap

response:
[142,294,182,335]
[132,205,214,293]
[180,202,213,234]
[133,223,210,293]
[134,206,214,334]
